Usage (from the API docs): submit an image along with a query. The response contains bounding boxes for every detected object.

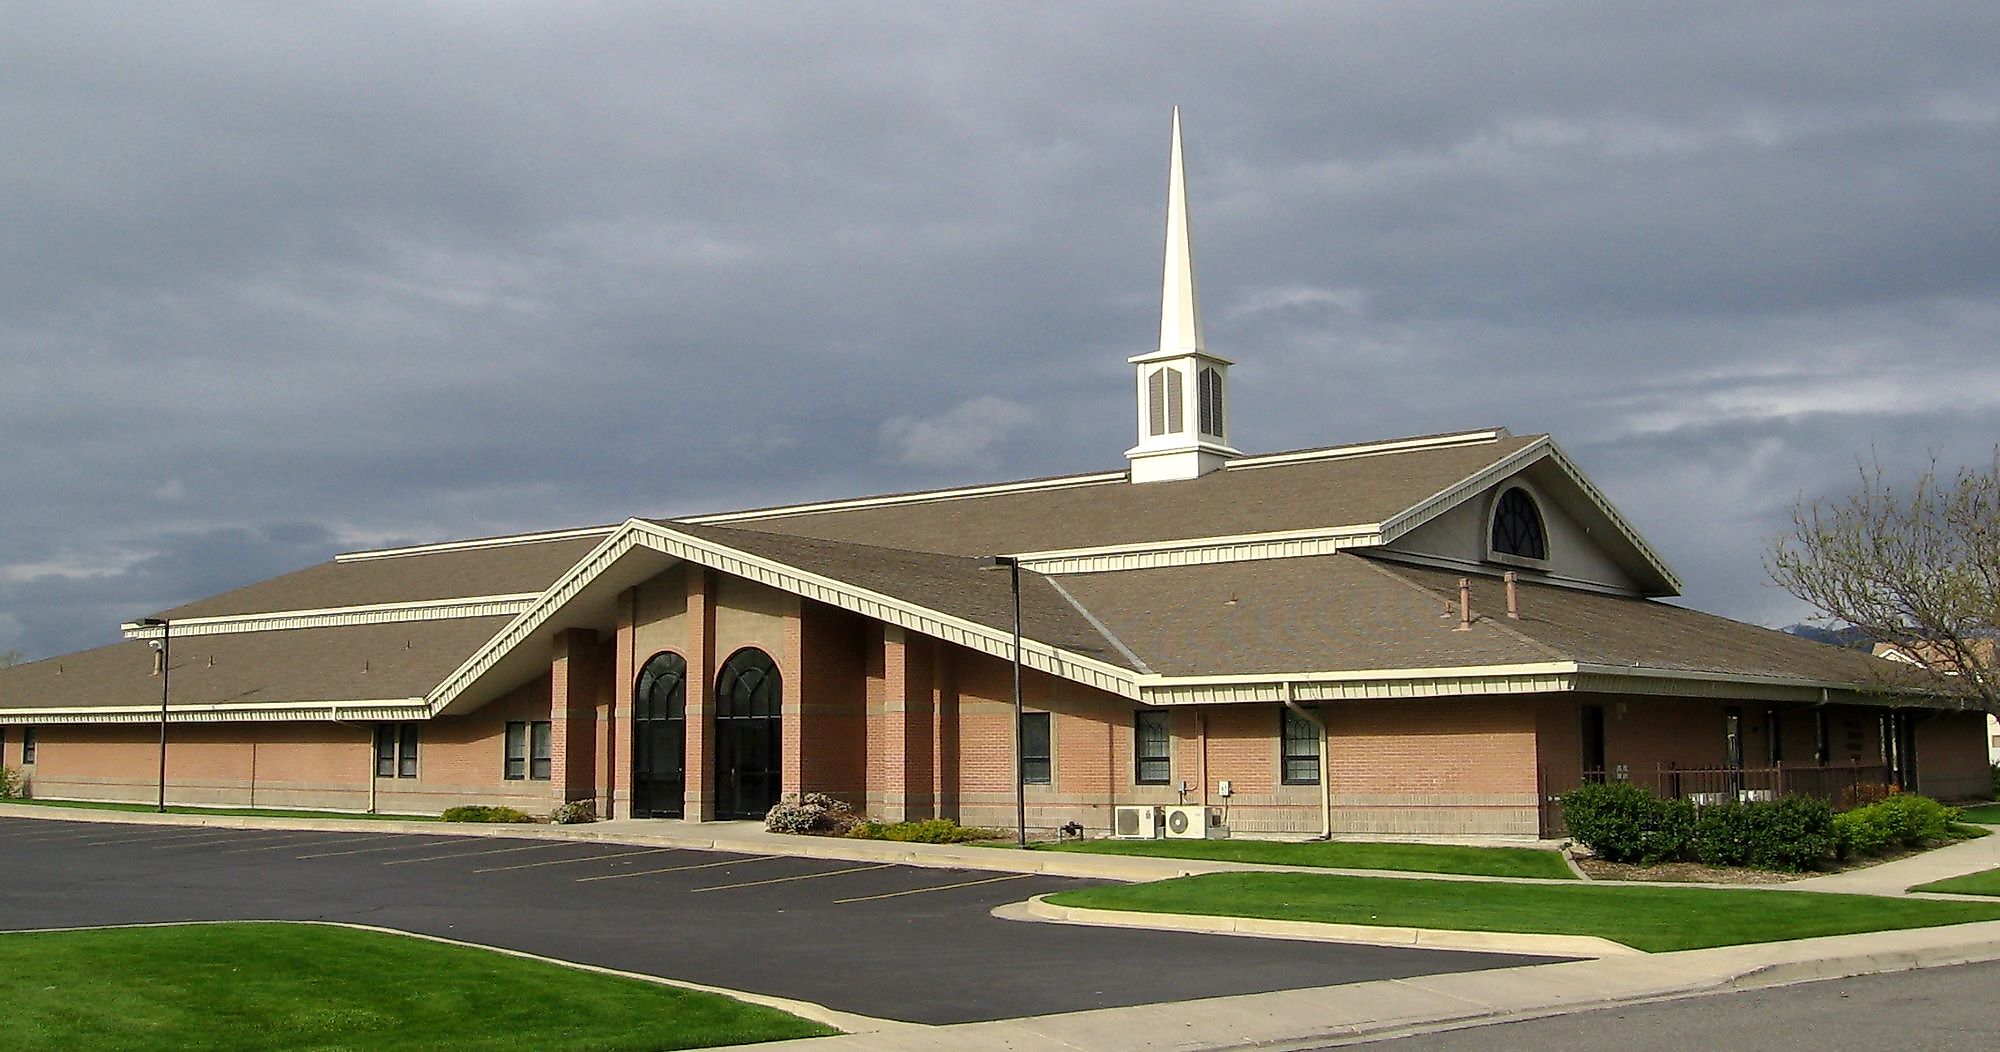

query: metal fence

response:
[1540,762,1894,836]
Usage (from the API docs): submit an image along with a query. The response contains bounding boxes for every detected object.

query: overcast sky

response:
[4,2,1998,660]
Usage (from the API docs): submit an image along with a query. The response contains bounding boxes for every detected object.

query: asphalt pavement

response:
[0,816,1552,1025]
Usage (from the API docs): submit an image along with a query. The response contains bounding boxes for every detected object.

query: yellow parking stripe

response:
[834,872,1033,904]
[79,829,229,847]
[690,863,893,894]
[574,854,786,884]
[476,847,677,874]
[381,841,567,866]
[297,838,454,859]
[221,834,387,854]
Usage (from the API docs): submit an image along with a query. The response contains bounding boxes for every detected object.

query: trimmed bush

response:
[1560,782,1694,864]
[844,818,1002,844]
[550,800,595,825]
[1834,793,1961,858]
[0,766,19,800]
[1690,796,1835,871]
[763,792,856,835]
[441,805,535,823]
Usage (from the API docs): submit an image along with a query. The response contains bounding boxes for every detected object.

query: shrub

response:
[0,766,19,800]
[441,805,535,823]
[845,818,1002,844]
[1560,782,1693,864]
[551,800,595,825]
[1690,797,1835,871]
[763,792,856,835]
[1836,782,1897,810]
[1991,762,1998,799]
[1834,793,1960,858]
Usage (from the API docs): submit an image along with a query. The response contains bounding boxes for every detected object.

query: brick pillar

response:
[933,646,959,821]
[780,596,805,798]
[864,623,888,815]
[606,588,635,819]
[549,628,599,809]
[684,569,717,822]
[878,628,938,821]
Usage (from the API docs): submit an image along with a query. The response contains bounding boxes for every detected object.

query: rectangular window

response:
[1724,708,1743,770]
[1134,710,1171,785]
[21,726,36,765]
[529,721,553,780]
[376,723,419,779]
[1281,707,1320,785]
[1813,710,1830,766]
[504,722,528,780]
[1019,711,1051,785]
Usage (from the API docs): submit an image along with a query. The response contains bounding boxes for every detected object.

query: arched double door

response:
[631,647,782,821]
[714,648,782,820]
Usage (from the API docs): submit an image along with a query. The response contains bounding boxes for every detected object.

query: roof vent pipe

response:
[1455,578,1473,631]
[1504,571,1520,619]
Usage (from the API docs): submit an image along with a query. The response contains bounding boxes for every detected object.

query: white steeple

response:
[1126,108,1238,484]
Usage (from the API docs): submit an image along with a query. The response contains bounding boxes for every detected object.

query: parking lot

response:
[0,817,1556,1024]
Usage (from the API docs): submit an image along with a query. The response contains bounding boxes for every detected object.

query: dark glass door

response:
[715,648,782,820]
[633,653,687,818]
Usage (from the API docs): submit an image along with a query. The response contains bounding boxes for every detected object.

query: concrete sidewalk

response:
[1789,824,2000,896]
[727,920,2000,1051]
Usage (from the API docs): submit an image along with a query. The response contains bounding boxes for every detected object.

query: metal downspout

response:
[1283,682,1331,840]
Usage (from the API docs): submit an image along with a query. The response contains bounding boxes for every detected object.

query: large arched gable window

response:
[1490,486,1549,561]
[635,652,687,721]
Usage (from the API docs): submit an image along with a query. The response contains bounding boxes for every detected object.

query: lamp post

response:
[138,617,170,812]
[982,556,1027,848]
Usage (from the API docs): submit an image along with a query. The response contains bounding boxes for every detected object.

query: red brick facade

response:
[8,563,1991,836]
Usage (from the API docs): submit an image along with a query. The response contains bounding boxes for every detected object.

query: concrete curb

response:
[1008,893,1639,958]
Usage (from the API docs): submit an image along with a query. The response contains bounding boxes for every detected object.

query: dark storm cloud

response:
[4,2,1999,657]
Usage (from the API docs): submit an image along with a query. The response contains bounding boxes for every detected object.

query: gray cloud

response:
[5,3,1999,657]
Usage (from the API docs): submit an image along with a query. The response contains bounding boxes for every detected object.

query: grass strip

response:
[1912,868,2000,897]
[1046,872,2000,952]
[2,798,438,821]
[1957,803,2000,825]
[0,922,835,1051]
[1036,838,1574,879]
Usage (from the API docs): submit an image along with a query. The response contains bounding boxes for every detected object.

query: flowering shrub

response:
[551,800,596,825]
[0,766,20,800]
[763,792,855,835]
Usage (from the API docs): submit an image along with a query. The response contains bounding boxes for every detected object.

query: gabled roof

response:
[0,617,511,723]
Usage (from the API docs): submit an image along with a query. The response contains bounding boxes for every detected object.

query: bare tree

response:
[1767,453,2000,713]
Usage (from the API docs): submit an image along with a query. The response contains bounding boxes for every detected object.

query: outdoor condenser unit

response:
[1112,805,1163,839]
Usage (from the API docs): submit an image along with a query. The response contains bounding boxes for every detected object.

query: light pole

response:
[138,617,170,812]
[982,556,1027,848]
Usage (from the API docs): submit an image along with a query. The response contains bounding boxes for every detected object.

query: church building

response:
[0,114,1987,837]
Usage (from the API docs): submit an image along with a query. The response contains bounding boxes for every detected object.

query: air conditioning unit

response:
[1112,805,1163,839]
[1162,804,1225,840]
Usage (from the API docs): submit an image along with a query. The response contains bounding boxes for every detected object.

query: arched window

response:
[716,648,781,717]
[632,652,688,818]
[714,648,782,820]
[635,652,687,721]
[1147,366,1185,436]
[1197,366,1224,438]
[1490,487,1548,561]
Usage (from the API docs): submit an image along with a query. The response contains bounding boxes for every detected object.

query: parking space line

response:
[220,834,387,854]
[833,872,1033,904]
[690,862,894,893]
[381,842,568,866]
[477,847,677,874]
[79,829,231,847]
[575,853,785,883]
[296,838,453,859]
[3,828,131,843]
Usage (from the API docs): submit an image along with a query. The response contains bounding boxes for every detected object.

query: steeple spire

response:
[1160,106,1204,356]
[1125,109,1238,484]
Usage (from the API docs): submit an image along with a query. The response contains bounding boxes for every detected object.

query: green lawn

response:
[1037,837,1574,879]
[1046,872,2000,952]
[1912,868,2000,897]
[0,923,835,1051]
[1956,803,2000,825]
[2,798,437,821]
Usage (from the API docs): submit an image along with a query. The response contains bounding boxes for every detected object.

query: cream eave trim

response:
[335,526,618,563]
[121,594,539,638]
[1011,524,1381,575]
[0,698,430,725]
[679,472,1129,526]
[1571,662,1896,699]
[1224,429,1508,472]
[425,519,1146,713]
[1361,550,1647,598]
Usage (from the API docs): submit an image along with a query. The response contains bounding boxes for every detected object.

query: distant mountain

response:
[1782,624,1877,650]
